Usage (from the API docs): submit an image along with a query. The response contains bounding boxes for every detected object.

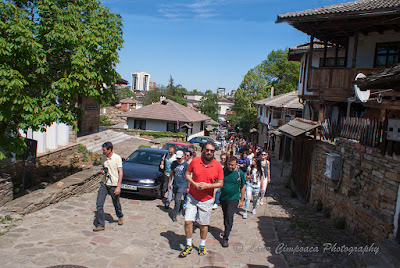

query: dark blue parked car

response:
[121,148,167,198]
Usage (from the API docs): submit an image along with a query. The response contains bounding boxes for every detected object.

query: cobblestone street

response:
[0,141,368,267]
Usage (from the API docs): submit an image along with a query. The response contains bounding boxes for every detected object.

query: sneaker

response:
[222,239,229,248]
[179,245,193,258]
[198,245,206,256]
[260,199,264,205]
[93,226,105,232]
[252,208,256,215]
[257,199,260,206]
[212,204,218,210]
[118,217,124,225]
[243,212,247,219]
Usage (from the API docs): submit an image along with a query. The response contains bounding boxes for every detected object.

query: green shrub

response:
[99,115,112,126]
[78,144,87,153]
[316,199,323,212]
[138,145,151,149]
[127,129,186,139]
[333,216,346,229]
[324,208,331,218]
[290,189,297,198]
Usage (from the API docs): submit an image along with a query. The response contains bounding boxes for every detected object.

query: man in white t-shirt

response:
[93,142,124,232]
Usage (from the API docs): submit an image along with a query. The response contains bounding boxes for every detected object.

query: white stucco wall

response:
[257,106,269,125]
[218,102,233,115]
[347,30,400,68]
[188,121,204,140]
[20,122,70,154]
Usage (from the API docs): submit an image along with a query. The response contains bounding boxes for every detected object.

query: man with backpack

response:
[219,156,246,247]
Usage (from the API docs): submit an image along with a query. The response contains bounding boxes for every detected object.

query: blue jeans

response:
[244,184,260,211]
[95,182,123,227]
[214,188,221,205]
[172,186,186,217]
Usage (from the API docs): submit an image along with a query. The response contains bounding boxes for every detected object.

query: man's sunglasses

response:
[205,149,215,153]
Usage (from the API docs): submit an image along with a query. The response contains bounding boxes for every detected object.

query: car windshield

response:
[162,144,191,152]
[125,151,164,166]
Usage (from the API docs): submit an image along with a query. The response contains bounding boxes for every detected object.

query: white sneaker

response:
[212,204,218,210]
[252,208,256,215]
[260,199,264,205]
[243,212,247,219]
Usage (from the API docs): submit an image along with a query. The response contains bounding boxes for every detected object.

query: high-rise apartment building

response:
[217,87,226,97]
[131,71,151,91]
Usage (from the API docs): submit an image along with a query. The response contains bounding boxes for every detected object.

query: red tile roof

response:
[119,99,210,123]
[119,97,142,104]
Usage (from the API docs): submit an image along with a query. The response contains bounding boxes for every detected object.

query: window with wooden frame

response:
[374,42,400,68]
[272,109,282,119]
[319,57,345,67]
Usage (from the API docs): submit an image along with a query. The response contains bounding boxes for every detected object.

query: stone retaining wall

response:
[0,168,102,215]
[311,138,400,243]
[0,177,13,207]
[37,143,79,166]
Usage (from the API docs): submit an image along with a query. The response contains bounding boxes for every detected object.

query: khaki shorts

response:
[184,194,214,225]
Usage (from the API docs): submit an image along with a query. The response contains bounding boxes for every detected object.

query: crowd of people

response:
[93,135,272,258]
[160,135,272,258]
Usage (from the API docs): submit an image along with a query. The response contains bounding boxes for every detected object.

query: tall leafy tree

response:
[162,75,187,106]
[0,0,123,159]
[233,65,270,133]
[116,87,136,101]
[199,90,219,121]
[261,49,300,94]
[232,49,299,134]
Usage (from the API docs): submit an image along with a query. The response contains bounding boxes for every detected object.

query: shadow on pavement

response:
[160,230,186,251]
[208,225,224,245]
[120,192,156,201]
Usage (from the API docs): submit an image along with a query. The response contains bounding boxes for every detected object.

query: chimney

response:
[270,86,274,99]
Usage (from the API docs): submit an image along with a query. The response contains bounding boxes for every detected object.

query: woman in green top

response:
[219,156,246,248]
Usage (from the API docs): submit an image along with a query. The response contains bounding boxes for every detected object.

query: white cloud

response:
[158,0,228,20]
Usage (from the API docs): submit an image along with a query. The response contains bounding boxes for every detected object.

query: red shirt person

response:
[179,141,224,258]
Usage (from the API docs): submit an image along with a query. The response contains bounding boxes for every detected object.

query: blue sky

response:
[102,0,349,93]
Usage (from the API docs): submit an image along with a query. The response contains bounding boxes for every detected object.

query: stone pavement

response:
[0,141,368,267]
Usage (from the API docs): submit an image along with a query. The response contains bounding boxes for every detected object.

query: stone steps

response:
[77,130,135,152]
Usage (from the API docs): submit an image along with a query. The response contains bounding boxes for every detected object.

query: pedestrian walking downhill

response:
[93,142,124,232]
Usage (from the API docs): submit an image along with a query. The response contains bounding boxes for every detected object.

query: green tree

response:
[261,49,300,95]
[163,75,187,106]
[143,88,162,105]
[233,49,299,134]
[116,87,136,101]
[199,90,219,121]
[0,0,123,159]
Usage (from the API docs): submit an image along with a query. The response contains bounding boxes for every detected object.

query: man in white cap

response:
[169,150,189,222]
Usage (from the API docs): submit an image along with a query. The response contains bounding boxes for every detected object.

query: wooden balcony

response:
[308,67,382,102]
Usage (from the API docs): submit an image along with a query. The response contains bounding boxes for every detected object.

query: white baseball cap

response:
[176,150,184,158]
